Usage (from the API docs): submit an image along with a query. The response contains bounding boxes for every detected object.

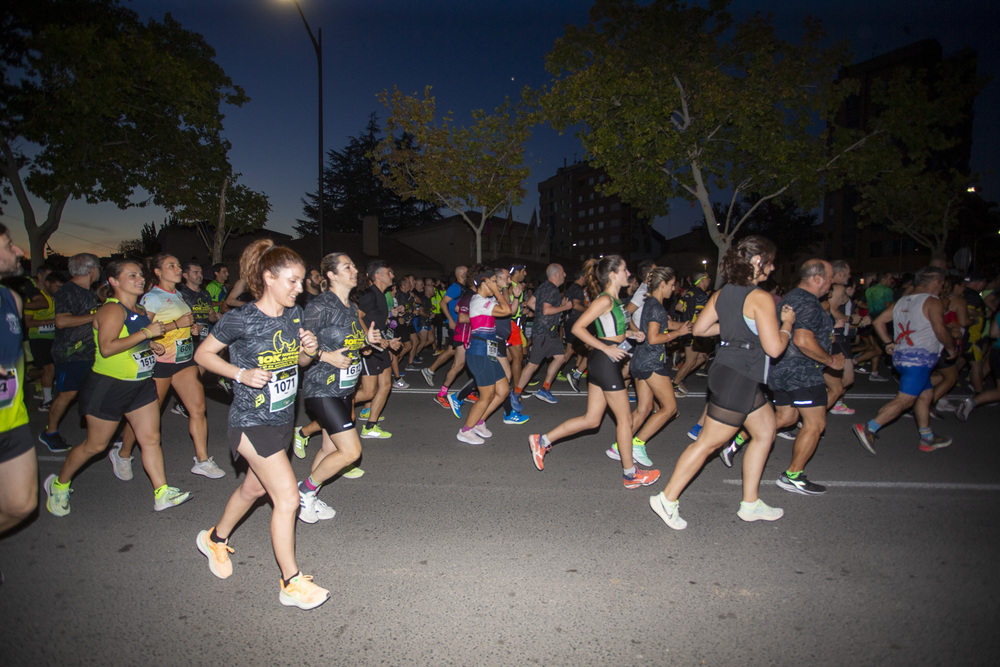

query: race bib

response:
[486,339,499,359]
[0,367,19,410]
[340,361,361,390]
[267,366,298,413]
[175,337,194,363]
[132,348,156,381]
[38,323,56,335]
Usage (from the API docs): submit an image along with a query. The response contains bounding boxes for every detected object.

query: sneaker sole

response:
[535,395,557,404]
[279,590,330,610]
[624,472,660,489]
[775,478,825,496]
[39,435,71,453]
[298,508,320,524]
[191,467,226,479]
[737,508,784,522]
[154,493,193,512]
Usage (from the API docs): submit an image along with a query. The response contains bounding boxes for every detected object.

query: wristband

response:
[235,369,244,385]
[779,329,791,337]
[141,327,151,339]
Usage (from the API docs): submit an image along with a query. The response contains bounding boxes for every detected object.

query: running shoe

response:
[935,398,957,413]
[928,408,943,421]
[918,435,953,452]
[502,410,530,425]
[829,401,855,415]
[196,528,234,579]
[171,402,190,419]
[191,457,226,479]
[854,365,870,374]
[360,424,392,439]
[535,388,558,404]
[217,377,233,394]
[632,440,652,467]
[687,423,702,441]
[313,497,337,520]
[446,393,462,419]
[43,474,70,517]
[392,377,409,389]
[299,490,337,523]
[737,499,784,522]
[472,422,493,438]
[293,426,308,459]
[869,372,890,382]
[557,372,568,382]
[279,574,330,610]
[673,382,689,397]
[405,364,421,372]
[567,370,582,393]
[108,441,133,481]
[649,493,687,530]
[510,392,524,413]
[719,438,742,468]
[528,379,540,387]
[520,390,534,398]
[340,465,364,479]
[694,367,708,377]
[851,423,878,455]
[457,428,485,445]
[623,467,660,489]
[39,431,71,453]
[955,397,976,423]
[358,407,384,422]
[528,434,549,471]
[433,394,451,410]
[421,368,435,386]
[464,392,479,404]
[777,427,800,441]
[776,472,826,495]
[39,399,52,412]
[153,486,192,512]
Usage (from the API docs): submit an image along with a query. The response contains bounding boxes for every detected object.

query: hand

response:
[327,347,352,369]
[780,304,795,326]
[367,322,383,345]
[145,321,166,338]
[241,367,272,389]
[603,344,628,362]
[859,316,872,327]
[190,323,201,337]
[511,283,523,298]
[388,338,402,352]
[150,341,166,356]
[560,297,571,310]
[299,328,318,356]
[175,312,194,328]
[628,330,646,343]
[828,353,845,370]
[677,321,693,336]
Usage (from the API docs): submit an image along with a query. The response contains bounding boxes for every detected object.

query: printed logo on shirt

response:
[257,330,300,370]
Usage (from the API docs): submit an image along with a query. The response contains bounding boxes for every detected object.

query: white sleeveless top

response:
[892,293,943,367]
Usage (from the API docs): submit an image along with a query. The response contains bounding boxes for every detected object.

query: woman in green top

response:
[44,260,192,516]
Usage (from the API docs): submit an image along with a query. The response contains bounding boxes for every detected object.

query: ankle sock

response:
[210,528,227,544]
[785,470,801,480]
[543,382,551,391]
[301,476,319,492]
[540,434,551,447]
[918,427,934,442]
[282,571,301,588]
[866,419,881,433]
[623,466,637,477]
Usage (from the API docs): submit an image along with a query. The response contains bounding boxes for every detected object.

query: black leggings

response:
[305,396,356,436]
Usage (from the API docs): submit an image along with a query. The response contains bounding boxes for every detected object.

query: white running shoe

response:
[649,493,687,530]
[737,498,784,522]
[472,422,493,438]
[108,441,133,481]
[457,429,485,445]
[191,457,226,479]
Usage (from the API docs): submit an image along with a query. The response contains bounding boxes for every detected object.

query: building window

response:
[588,223,594,231]
[588,177,594,185]
[589,208,594,215]
[577,195,583,203]
[577,210,585,219]
[598,221,604,230]
[598,206,604,214]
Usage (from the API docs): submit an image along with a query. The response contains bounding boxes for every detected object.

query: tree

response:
[854,52,987,260]
[296,114,439,238]
[0,0,248,271]
[542,0,873,284]
[118,221,161,258]
[715,198,818,256]
[372,86,531,264]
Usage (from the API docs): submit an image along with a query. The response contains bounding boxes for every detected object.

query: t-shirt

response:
[141,286,194,364]
[769,287,833,391]
[671,286,708,324]
[865,283,894,317]
[205,280,228,311]
[296,290,319,310]
[212,304,303,428]
[532,281,562,338]
[178,284,214,338]
[565,282,586,328]
[26,290,56,340]
[302,292,367,398]
[444,282,463,324]
[468,294,498,356]
[357,285,389,335]
[630,296,669,373]
[52,281,98,363]
[629,283,649,328]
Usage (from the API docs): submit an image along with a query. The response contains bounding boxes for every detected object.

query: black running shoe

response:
[776,472,826,495]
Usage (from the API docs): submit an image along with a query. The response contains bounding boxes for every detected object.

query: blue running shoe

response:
[510,392,524,412]
[503,410,530,425]
[535,388,557,404]
[687,423,702,441]
[446,393,462,419]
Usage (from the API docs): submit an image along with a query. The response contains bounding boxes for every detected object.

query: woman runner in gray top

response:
[193,239,330,611]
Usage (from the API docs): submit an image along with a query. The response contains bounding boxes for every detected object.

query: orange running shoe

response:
[197,528,234,579]
[623,468,661,489]
[279,573,330,610]
[528,434,548,471]
[433,394,450,409]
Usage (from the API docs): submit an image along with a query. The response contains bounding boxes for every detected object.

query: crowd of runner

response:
[1,222,997,605]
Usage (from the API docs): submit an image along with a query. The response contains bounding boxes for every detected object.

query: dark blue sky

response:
[4,0,997,257]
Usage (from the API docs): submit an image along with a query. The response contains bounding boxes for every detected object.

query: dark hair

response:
[106,258,142,283]
[470,264,494,289]
[647,266,676,295]
[145,253,176,289]
[182,261,202,274]
[719,235,776,286]
[915,266,946,287]
[636,259,656,283]
[585,255,624,299]
[239,239,304,300]
[212,262,227,272]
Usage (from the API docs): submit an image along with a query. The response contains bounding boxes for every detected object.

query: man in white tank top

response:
[852,267,958,454]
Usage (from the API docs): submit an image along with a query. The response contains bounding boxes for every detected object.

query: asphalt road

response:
[2,368,999,666]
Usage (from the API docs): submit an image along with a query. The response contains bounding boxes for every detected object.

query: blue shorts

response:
[466,353,505,387]
[897,364,934,397]
[55,359,93,393]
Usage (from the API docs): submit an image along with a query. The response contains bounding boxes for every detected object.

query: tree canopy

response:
[372,86,532,264]
[0,0,248,271]
[296,114,440,239]
[542,0,870,281]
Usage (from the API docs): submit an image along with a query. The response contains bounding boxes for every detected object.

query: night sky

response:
[3,0,997,258]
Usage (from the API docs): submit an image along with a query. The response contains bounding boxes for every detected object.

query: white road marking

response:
[724,479,1000,491]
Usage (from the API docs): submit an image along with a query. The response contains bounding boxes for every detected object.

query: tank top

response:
[714,284,767,383]
[594,292,627,339]
[27,290,56,339]
[0,288,29,432]
[141,286,193,364]
[892,293,943,367]
[92,299,155,381]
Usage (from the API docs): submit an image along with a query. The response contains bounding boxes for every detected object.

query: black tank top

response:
[714,284,767,383]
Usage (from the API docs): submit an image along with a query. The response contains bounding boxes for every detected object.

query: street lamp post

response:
[290,0,323,258]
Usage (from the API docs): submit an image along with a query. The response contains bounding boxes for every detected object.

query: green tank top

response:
[92,299,156,381]
[27,291,56,339]
[594,292,627,338]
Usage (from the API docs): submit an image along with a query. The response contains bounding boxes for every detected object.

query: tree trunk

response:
[1,141,67,273]
[211,177,229,264]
